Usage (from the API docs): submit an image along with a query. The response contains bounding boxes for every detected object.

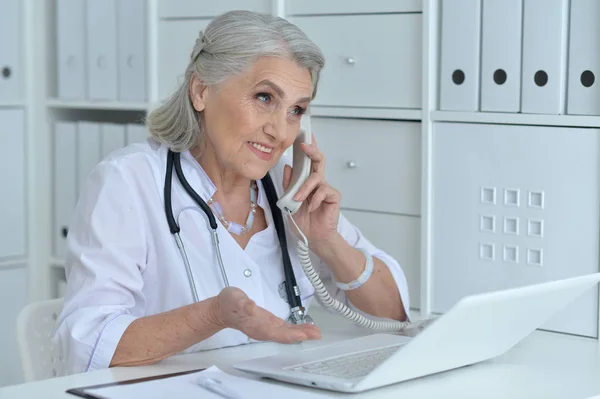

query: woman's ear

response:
[189,75,209,112]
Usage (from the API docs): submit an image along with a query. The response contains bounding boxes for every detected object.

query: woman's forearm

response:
[110,297,224,367]
[311,234,407,321]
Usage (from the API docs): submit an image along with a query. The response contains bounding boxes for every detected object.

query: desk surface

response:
[2,304,600,399]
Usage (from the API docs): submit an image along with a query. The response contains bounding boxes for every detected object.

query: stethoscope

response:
[163,150,313,325]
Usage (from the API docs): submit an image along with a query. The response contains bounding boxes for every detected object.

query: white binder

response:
[76,122,101,193]
[117,0,147,102]
[521,0,568,114]
[53,122,77,258]
[0,0,21,101]
[439,0,481,111]
[126,123,149,145]
[56,0,86,100]
[86,0,118,100]
[0,110,25,258]
[101,123,126,158]
[567,0,600,115]
[480,0,522,112]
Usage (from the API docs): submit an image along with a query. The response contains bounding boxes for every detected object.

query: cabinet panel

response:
[292,14,422,109]
[312,117,421,216]
[432,122,600,337]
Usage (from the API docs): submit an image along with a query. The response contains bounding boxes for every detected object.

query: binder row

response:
[56,0,147,102]
[439,0,600,116]
[53,121,148,257]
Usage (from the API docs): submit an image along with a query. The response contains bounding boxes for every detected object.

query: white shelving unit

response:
[2,0,597,387]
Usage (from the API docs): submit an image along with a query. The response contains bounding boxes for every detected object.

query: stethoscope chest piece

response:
[287,307,315,325]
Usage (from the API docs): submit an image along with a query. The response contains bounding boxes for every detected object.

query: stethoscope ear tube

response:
[172,151,218,230]
[261,173,303,311]
[164,150,180,234]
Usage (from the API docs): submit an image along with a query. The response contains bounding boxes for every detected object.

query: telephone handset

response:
[275,115,430,335]
[276,114,312,215]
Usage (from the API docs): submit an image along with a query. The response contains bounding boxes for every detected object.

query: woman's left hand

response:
[282,135,341,246]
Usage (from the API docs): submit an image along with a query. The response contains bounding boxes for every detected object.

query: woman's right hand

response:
[211,287,321,344]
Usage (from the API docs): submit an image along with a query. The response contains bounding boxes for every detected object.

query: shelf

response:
[0,258,27,270]
[431,111,600,129]
[311,106,421,121]
[0,100,25,108]
[50,257,65,268]
[47,99,149,111]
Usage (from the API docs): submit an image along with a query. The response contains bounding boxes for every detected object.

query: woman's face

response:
[190,56,314,180]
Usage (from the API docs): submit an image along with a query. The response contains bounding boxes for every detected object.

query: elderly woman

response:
[55,10,410,373]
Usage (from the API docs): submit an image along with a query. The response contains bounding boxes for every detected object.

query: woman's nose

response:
[264,112,288,140]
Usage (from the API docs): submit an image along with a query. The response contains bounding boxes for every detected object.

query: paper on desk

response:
[84,366,332,399]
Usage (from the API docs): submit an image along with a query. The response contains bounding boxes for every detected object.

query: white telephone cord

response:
[288,212,415,333]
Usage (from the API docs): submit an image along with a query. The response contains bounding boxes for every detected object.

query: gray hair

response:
[146,10,325,152]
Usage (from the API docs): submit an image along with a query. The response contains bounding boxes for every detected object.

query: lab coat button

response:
[244,269,252,277]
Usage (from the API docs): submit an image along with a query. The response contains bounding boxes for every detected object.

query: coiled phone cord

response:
[288,212,412,332]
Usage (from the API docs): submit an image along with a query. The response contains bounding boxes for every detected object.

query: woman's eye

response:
[291,107,306,116]
[257,93,271,103]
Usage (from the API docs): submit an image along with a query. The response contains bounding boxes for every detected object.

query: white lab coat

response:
[54,138,411,374]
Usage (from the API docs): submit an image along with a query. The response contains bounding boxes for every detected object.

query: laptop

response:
[234,273,600,393]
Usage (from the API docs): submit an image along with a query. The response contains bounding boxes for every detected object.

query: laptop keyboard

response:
[285,344,403,380]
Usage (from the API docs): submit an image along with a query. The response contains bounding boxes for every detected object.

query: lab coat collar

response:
[179,149,217,200]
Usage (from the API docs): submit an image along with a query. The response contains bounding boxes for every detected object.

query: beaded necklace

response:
[206,181,257,235]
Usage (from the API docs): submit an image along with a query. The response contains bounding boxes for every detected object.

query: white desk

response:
[2,304,600,399]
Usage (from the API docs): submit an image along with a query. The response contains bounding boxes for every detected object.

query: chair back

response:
[16,298,68,382]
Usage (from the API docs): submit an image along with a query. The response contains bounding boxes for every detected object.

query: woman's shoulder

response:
[94,137,166,179]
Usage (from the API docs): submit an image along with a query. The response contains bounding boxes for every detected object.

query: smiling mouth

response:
[249,142,273,154]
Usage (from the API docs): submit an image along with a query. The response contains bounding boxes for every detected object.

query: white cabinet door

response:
[292,14,422,109]
[432,122,600,337]
[311,117,421,216]
[0,266,27,386]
